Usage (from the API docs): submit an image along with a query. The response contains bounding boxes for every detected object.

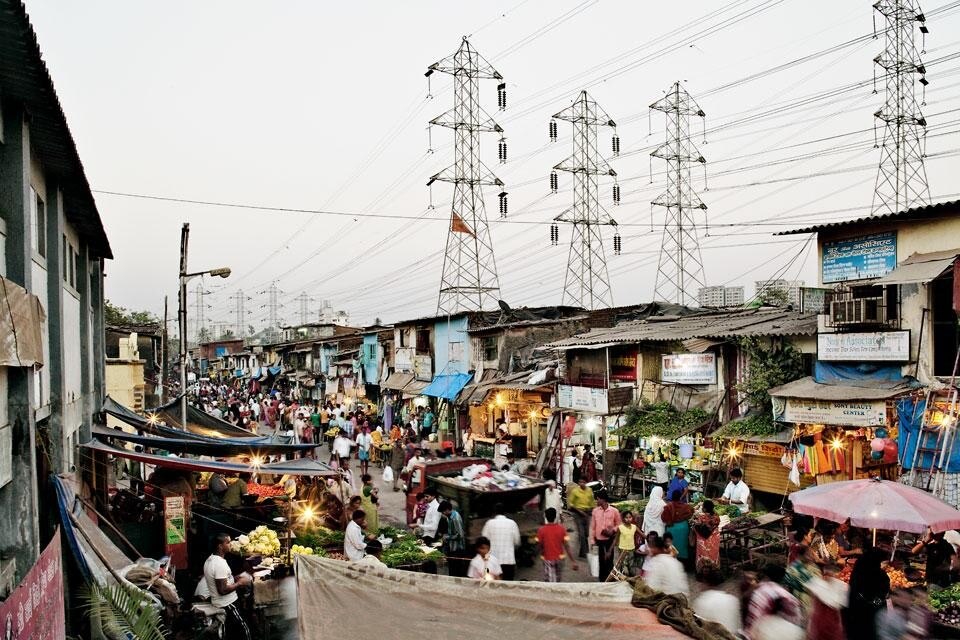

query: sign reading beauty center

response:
[822,231,897,283]
[773,397,887,427]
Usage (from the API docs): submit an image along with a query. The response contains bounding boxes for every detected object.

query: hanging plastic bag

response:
[789,459,801,487]
[587,548,600,578]
[383,465,394,484]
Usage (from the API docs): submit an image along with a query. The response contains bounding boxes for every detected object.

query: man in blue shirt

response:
[422,408,436,435]
[667,468,690,503]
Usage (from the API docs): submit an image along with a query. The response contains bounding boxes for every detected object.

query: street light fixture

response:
[178,223,231,431]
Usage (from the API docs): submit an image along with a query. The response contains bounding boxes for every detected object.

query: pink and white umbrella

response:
[789,478,960,534]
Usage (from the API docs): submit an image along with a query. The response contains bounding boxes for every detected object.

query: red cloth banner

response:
[0,530,65,640]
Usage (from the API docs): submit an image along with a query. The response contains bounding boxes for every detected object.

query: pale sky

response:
[22,0,960,331]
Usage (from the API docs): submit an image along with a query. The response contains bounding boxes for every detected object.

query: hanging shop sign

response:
[395,347,414,373]
[661,353,717,385]
[741,442,787,457]
[609,353,638,383]
[817,330,910,362]
[164,495,188,568]
[772,396,887,427]
[413,355,433,382]
[799,287,829,314]
[557,384,608,414]
[822,231,897,283]
[0,530,64,639]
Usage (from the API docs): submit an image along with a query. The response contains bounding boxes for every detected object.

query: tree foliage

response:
[729,337,806,437]
[618,400,711,439]
[105,299,159,326]
[82,582,168,640]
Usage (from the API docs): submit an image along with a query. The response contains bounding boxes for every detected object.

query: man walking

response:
[480,503,521,580]
[567,477,596,558]
[536,507,578,582]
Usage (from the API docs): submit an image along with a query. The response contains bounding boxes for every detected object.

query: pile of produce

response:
[931,584,960,626]
[296,527,345,550]
[611,499,648,515]
[835,564,918,590]
[618,402,710,440]
[230,526,282,556]
[246,482,286,498]
[290,544,314,556]
[381,536,442,569]
[725,515,760,531]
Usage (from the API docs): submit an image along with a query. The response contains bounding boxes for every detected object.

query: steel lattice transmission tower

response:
[259,282,283,340]
[548,91,620,310]
[871,0,931,215]
[426,37,505,315]
[228,290,250,338]
[294,293,315,325]
[650,81,708,306]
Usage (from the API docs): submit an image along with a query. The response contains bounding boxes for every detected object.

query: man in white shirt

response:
[719,467,751,514]
[344,509,368,561]
[651,454,671,486]
[332,429,353,467]
[542,480,563,518]
[356,426,373,476]
[480,503,521,580]
[643,535,689,596]
[203,533,252,639]
[420,489,442,543]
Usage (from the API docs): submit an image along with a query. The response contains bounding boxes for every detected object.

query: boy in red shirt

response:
[536,507,579,582]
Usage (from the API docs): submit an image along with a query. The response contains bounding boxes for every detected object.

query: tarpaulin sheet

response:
[150,395,259,438]
[422,372,473,401]
[814,360,905,385]
[81,439,337,477]
[896,396,960,473]
[103,396,268,444]
[92,424,315,457]
[295,555,684,640]
[0,275,45,367]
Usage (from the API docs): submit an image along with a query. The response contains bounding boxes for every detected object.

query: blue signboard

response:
[822,231,897,283]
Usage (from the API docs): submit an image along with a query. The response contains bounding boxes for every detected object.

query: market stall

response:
[459,369,555,464]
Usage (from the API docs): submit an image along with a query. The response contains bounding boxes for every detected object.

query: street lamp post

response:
[178,222,231,431]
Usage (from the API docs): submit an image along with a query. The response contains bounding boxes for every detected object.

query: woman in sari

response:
[662,489,694,566]
[692,499,721,578]
[642,486,667,537]
[580,452,598,483]
[360,486,380,534]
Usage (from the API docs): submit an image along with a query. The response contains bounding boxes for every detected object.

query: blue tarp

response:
[422,372,474,401]
[897,396,960,473]
[235,369,244,378]
[815,361,905,384]
[269,365,282,376]
[251,367,261,378]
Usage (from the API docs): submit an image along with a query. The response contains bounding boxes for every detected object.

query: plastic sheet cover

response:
[0,275,45,367]
[296,555,684,640]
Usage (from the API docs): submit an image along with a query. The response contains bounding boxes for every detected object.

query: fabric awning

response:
[82,439,338,477]
[403,379,430,397]
[92,424,315,457]
[682,337,725,353]
[381,372,414,391]
[0,275,45,367]
[103,396,263,441]
[874,250,957,285]
[768,376,914,401]
[422,372,474,401]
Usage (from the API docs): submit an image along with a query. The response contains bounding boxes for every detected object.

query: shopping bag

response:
[383,466,394,483]
[587,549,599,577]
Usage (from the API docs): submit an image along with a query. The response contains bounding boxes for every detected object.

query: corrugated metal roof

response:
[874,250,958,285]
[0,1,111,258]
[545,308,817,350]
[776,199,960,236]
[768,376,913,401]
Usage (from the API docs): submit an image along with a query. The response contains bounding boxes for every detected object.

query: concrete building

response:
[697,285,745,308]
[105,333,146,429]
[0,0,111,593]
[754,279,804,307]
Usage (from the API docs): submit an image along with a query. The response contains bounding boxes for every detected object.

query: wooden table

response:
[719,512,788,571]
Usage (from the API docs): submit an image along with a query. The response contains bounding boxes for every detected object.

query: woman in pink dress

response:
[692,499,721,578]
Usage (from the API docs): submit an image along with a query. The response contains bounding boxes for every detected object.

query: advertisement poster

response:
[164,495,188,568]
[0,530,65,640]
[557,384,609,414]
[661,353,717,385]
[822,231,897,283]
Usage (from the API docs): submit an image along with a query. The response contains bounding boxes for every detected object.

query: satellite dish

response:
[498,300,512,313]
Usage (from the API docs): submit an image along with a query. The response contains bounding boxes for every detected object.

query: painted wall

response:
[433,315,469,375]
[361,334,380,384]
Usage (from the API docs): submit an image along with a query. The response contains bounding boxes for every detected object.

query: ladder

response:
[533,413,563,479]
[907,387,960,495]
[908,344,960,498]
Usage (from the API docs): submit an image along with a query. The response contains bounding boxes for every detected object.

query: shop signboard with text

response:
[822,231,897,283]
[772,396,887,427]
[557,384,609,414]
[395,347,414,373]
[413,355,433,382]
[661,353,717,385]
[0,530,64,639]
[817,330,910,362]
